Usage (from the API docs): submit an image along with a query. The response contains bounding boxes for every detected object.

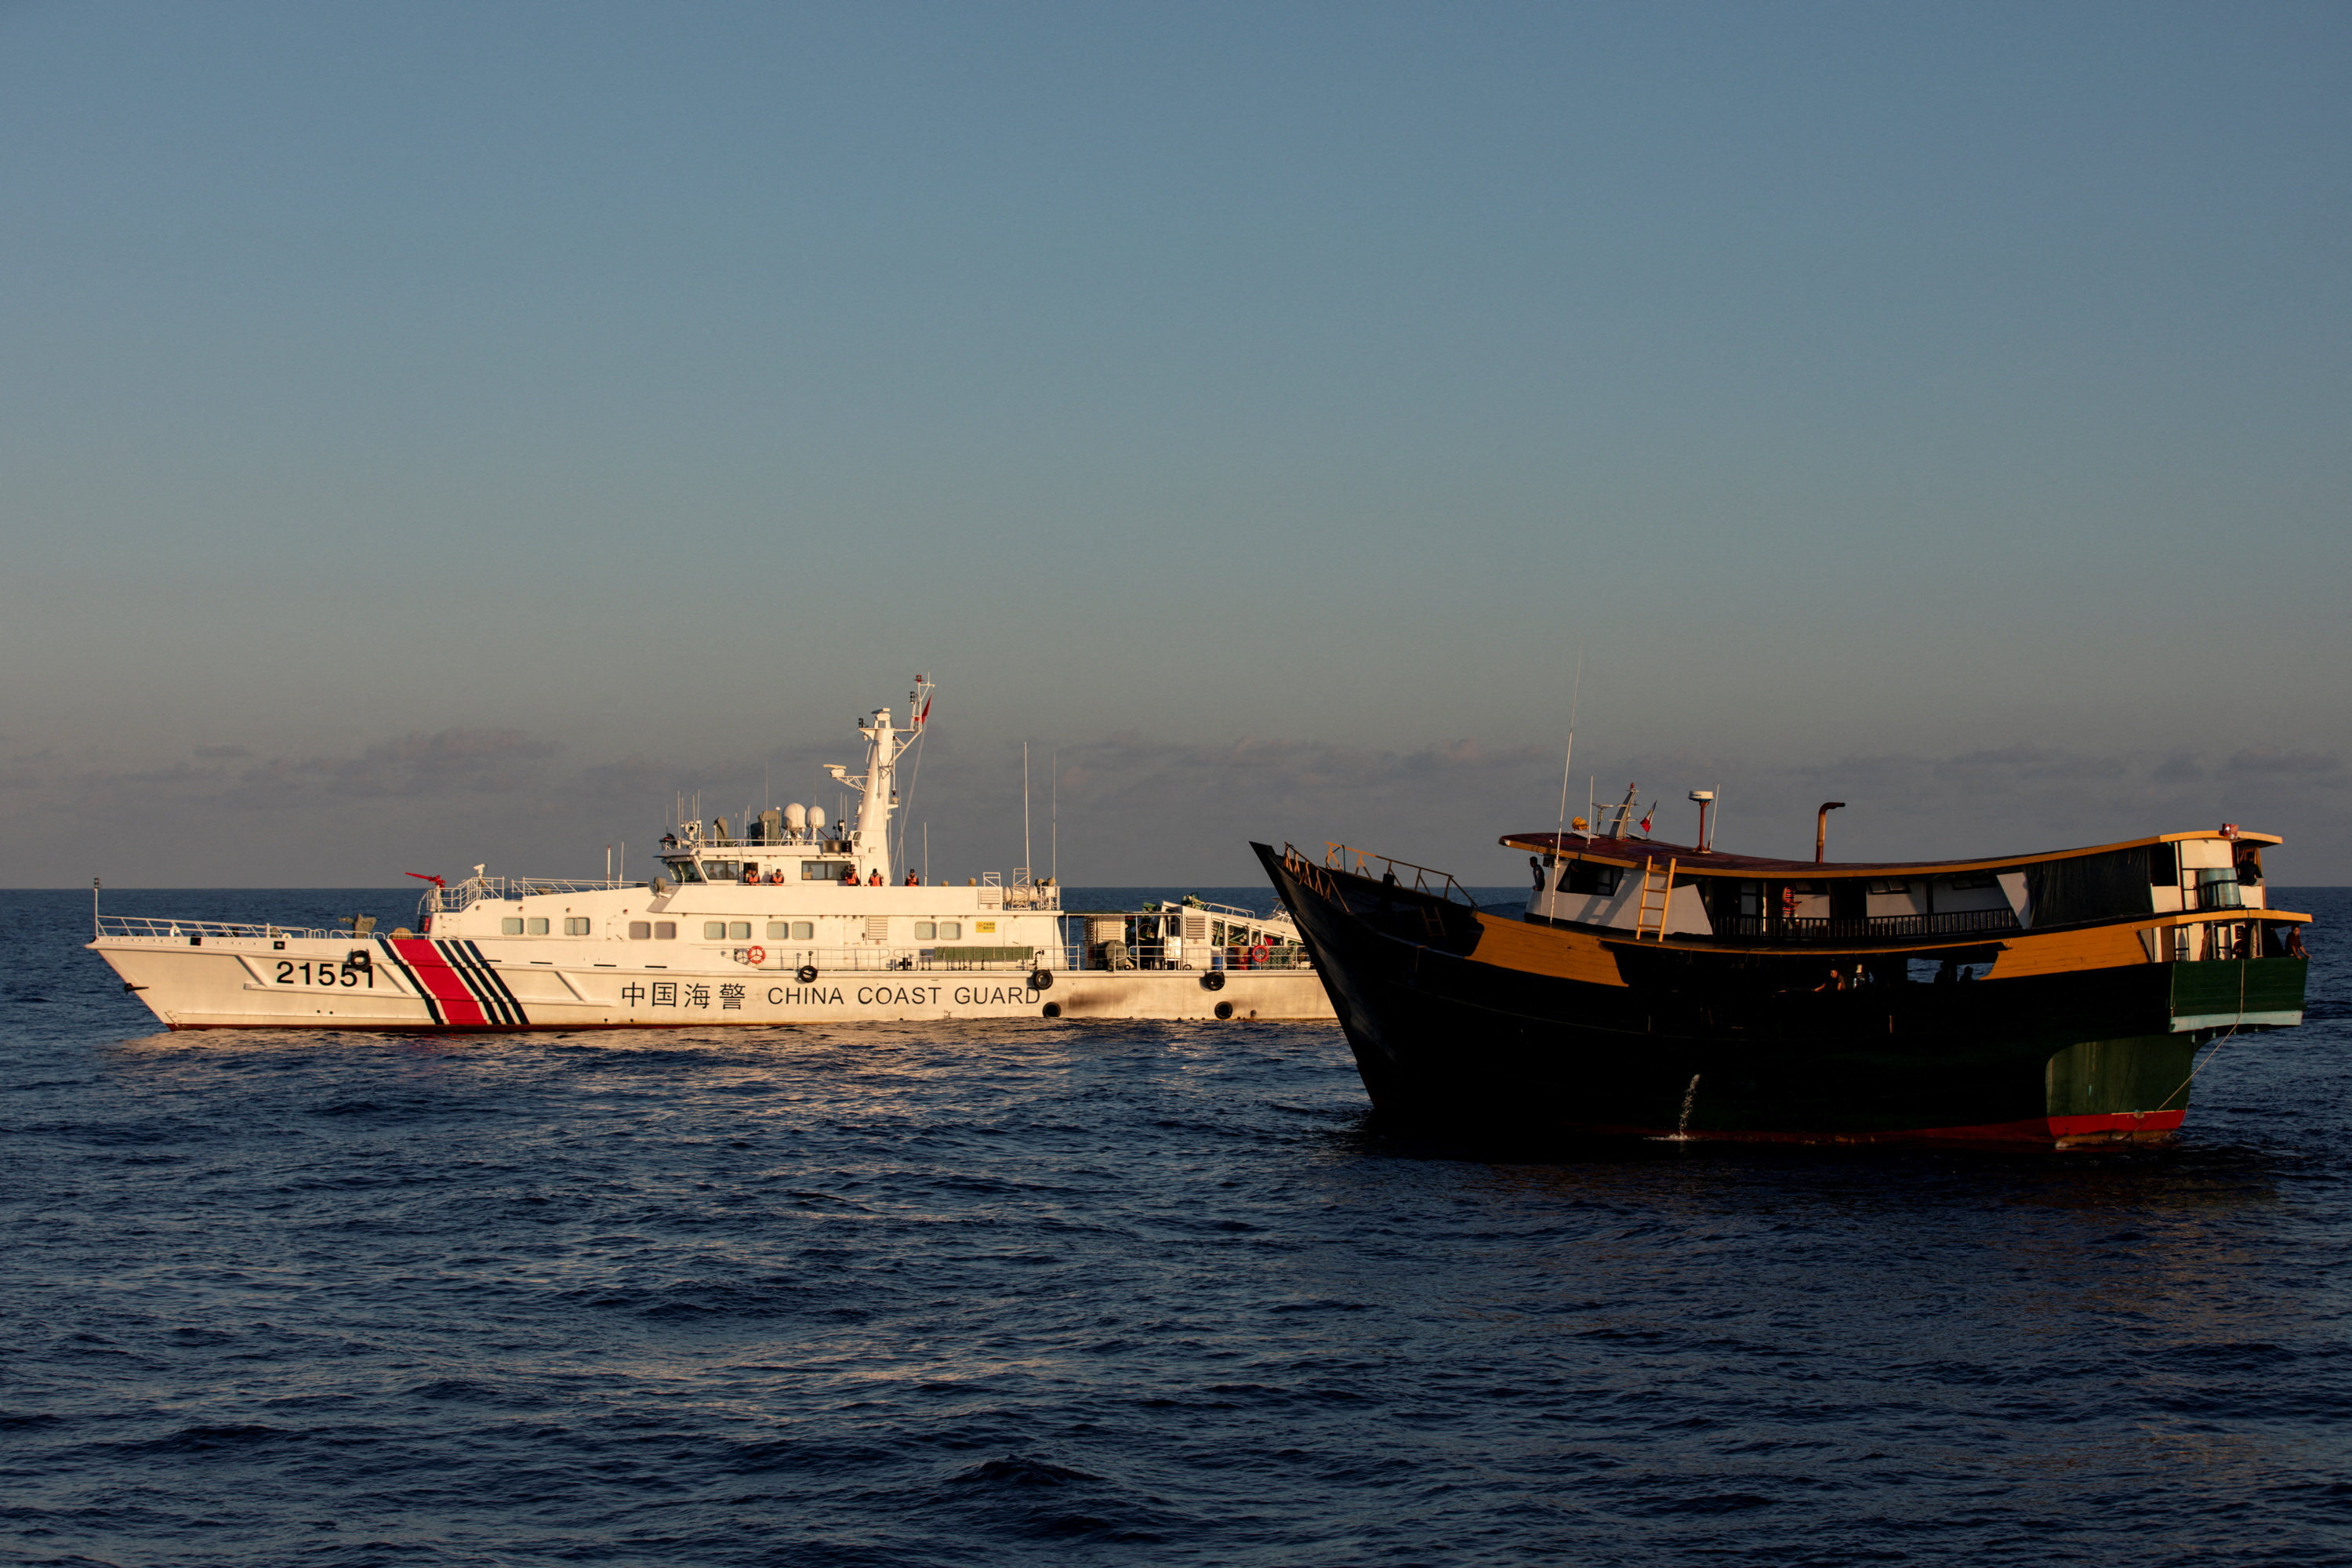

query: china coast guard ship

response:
[1254,789,2314,1149]
[92,678,1329,1029]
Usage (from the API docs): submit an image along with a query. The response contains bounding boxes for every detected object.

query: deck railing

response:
[1307,842,1479,906]
[425,877,641,915]
[1709,908,2022,943]
[712,943,1312,974]
[96,916,388,943]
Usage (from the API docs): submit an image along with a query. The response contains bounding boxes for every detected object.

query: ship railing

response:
[670,833,836,849]
[1310,842,1479,906]
[96,916,380,942]
[426,876,641,915]
[731,946,1044,973]
[1146,897,1296,925]
[724,942,1312,974]
[978,882,1062,909]
[1054,942,1315,973]
[1711,908,2023,943]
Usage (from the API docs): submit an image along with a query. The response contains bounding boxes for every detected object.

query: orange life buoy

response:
[746,946,766,965]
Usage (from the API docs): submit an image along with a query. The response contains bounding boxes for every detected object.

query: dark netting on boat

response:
[2026,848,2157,927]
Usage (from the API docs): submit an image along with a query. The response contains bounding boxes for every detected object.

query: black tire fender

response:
[796,964,818,984]
[1200,970,1225,991]
[1029,968,1054,992]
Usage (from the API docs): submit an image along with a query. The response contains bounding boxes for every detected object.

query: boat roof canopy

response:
[1497,828,2280,880]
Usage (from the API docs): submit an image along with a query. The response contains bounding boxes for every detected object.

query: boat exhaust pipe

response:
[1815,801,1846,863]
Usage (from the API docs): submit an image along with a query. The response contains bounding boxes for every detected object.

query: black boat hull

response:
[1254,843,2305,1147]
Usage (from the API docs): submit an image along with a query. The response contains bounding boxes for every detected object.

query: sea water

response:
[3,887,2347,1566]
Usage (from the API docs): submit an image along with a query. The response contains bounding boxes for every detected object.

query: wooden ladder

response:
[1633,858,1677,941]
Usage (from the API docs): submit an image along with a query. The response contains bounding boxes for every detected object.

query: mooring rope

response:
[2158,954,2249,1116]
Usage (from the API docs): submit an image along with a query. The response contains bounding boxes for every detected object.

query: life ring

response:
[1200,970,1225,991]
[796,964,818,984]
[746,946,766,965]
[1249,943,1271,968]
[1029,968,1054,992]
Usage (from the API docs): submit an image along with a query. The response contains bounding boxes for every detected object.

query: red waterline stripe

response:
[387,938,491,1026]
[1559,1109,2188,1148]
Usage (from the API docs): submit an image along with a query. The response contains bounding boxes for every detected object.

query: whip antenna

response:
[1554,644,1584,854]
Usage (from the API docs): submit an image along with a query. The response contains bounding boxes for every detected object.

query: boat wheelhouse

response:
[1254,817,2311,1148]
[89,678,1330,1029]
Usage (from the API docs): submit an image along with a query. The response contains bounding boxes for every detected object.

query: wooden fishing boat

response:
[1253,815,2311,1148]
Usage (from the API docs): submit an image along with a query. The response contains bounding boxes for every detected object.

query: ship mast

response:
[824,674,935,883]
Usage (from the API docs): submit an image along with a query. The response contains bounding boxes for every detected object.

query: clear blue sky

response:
[5,2,2347,885]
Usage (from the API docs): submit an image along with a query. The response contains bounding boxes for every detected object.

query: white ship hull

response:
[92,929,1330,1029]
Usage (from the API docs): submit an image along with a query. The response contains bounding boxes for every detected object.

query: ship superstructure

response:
[90,679,1330,1029]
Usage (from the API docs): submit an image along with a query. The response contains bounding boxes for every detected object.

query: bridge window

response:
[729,921,751,940]
[803,861,855,881]
[502,917,524,935]
[655,921,676,939]
[1867,879,1908,895]
[629,921,651,939]
[664,859,705,884]
[564,917,590,935]
[526,917,550,935]
[703,922,726,939]
[791,921,813,940]
[1558,862,1622,895]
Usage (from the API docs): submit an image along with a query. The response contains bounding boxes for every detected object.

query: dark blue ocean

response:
[5,886,2349,1566]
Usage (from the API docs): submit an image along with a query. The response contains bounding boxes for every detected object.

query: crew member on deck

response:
[840,868,858,885]
[905,869,920,885]
[869,869,884,886]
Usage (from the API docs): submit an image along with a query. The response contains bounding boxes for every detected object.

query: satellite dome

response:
[808,804,828,832]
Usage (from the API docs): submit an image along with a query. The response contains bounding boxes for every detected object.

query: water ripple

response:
[3,887,2349,1564]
